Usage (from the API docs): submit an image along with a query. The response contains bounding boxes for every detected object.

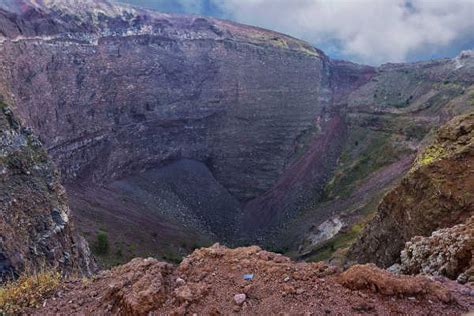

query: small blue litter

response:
[243,274,254,280]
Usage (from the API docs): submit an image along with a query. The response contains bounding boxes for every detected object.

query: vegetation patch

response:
[161,251,183,264]
[271,37,289,49]
[416,144,447,167]
[468,93,474,106]
[307,223,364,263]
[0,272,61,314]
[94,230,109,255]
[324,129,404,199]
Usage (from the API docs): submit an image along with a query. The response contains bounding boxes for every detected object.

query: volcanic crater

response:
[1,0,473,267]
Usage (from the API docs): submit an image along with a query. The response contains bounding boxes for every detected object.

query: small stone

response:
[284,276,290,282]
[387,264,402,275]
[234,293,246,305]
[457,273,468,284]
[283,284,296,295]
[175,286,193,302]
[176,277,186,286]
[352,302,375,312]
[460,288,474,296]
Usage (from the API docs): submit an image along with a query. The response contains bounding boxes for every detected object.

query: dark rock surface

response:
[0,0,331,204]
[0,103,95,282]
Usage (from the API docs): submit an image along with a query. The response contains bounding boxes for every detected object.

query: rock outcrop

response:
[349,112,474,268]
[339,264,453,303]
[29,245,473,315]
[399,216,473,282]
[0,103,95,282]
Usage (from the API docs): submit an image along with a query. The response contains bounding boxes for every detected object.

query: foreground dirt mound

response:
[31,245,473,315]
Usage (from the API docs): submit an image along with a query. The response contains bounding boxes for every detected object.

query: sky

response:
[119,0,474,65]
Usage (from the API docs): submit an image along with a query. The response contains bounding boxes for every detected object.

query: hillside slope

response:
[279,57,474,262]
[349,113,474,272]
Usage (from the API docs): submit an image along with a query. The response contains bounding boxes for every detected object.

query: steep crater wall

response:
[0,3,350,246]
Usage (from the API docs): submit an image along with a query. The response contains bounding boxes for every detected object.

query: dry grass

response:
[0,271,61,314]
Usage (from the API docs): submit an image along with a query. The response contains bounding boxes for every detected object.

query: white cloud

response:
[206,0,474,64]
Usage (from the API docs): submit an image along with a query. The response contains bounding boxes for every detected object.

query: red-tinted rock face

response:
[242,113,347,235]
[6,33,329,203]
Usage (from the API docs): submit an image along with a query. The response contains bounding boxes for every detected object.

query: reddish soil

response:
[31,245,474,315]
[243,114,347,232]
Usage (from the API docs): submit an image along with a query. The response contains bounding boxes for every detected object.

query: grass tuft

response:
[0,271,61,314]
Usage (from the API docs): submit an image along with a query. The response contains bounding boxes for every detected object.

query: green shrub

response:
[162,252,183,264]
[96,231,109,255]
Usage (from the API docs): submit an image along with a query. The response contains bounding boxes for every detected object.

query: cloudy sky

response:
[119,0,474,65]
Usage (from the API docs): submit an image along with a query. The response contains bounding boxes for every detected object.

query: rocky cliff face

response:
[0,102,95,282]
[0,0,330,201]
[349,113,474,269]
